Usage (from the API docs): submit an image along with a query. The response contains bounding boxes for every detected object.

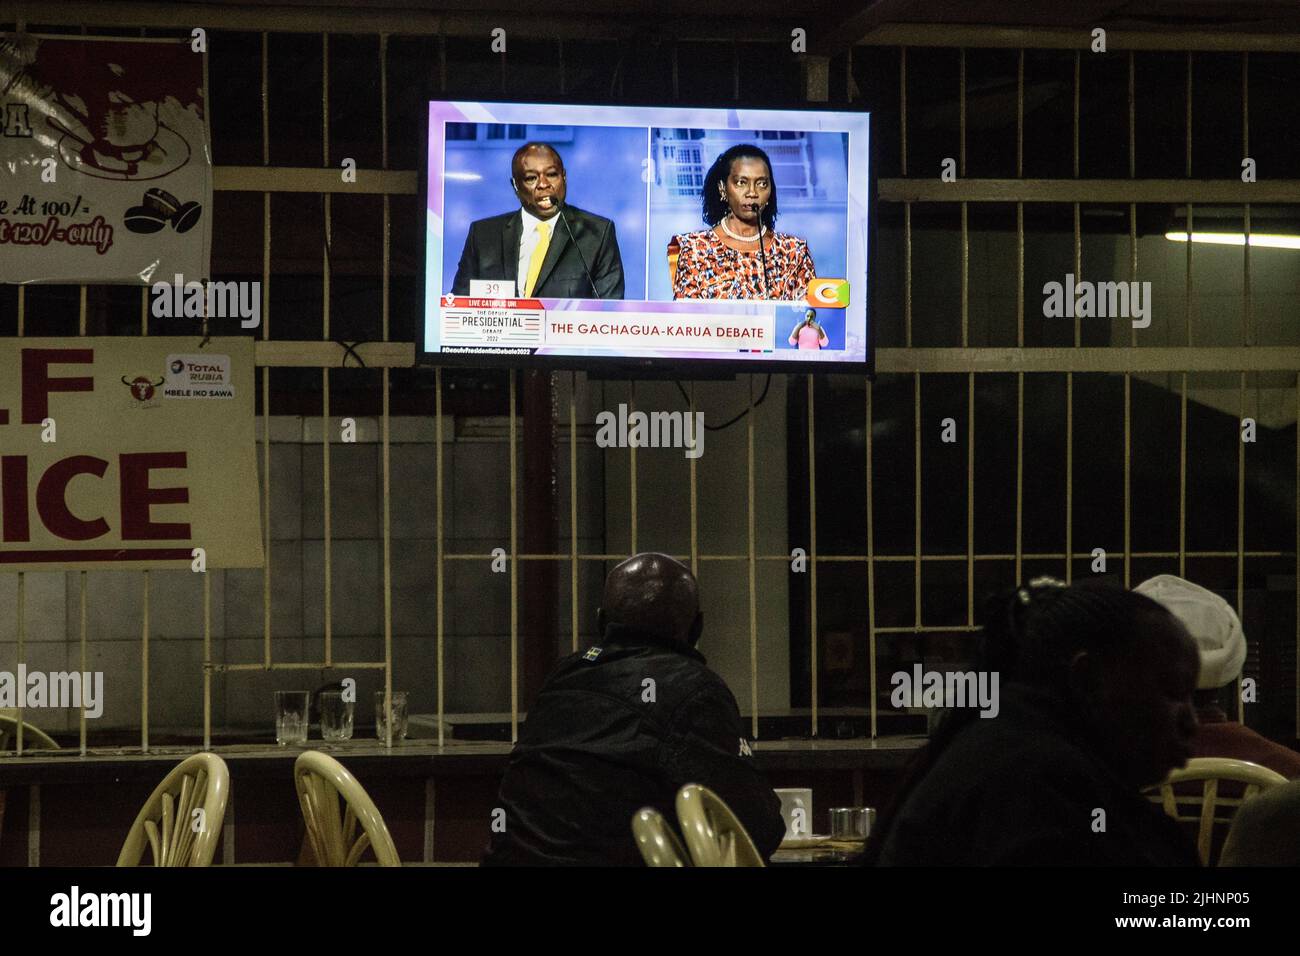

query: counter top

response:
[0,735,927,784]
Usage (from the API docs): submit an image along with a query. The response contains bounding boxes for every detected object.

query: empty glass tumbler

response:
[319,690,355,742]
[275,691,310,746]
[375,690,408,742]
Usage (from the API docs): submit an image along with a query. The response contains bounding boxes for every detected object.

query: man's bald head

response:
[598,552,702,648]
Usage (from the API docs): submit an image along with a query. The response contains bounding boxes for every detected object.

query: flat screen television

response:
[422,100,871,374]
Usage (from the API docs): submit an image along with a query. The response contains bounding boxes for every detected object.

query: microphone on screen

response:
[557,202,600,300]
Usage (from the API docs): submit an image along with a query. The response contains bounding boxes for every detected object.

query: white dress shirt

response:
[517,207,554,294]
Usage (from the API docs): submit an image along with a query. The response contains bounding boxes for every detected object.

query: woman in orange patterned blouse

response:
[671,143,816,301]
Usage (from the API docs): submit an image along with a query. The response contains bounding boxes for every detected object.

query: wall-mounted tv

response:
[423,100,871,374]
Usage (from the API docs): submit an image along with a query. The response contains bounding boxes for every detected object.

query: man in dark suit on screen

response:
[451,142,625,299]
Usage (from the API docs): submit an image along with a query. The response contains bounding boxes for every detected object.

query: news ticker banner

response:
[435,295,869,358]
[0,33,212,284]
[439,295,775,352]
[0,338,263,572]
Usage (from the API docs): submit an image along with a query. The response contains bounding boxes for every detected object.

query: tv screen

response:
[423,100,870,373]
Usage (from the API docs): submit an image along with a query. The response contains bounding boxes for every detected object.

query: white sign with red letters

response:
[0,338,262,571]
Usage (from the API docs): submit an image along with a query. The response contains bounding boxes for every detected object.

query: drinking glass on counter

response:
[320,690,354,742]
[275,691,310,746]
[375,690,408,743]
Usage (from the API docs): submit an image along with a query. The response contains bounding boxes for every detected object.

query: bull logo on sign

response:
[122,374,165,405]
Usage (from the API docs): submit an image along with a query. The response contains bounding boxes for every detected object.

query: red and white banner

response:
[0,338,262,572]
[0,34,211,284]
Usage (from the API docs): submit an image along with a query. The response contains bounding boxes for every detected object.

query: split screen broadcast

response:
[423,102,870,367]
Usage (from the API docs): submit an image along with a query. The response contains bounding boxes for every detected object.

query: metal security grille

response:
[1,6,1298,766]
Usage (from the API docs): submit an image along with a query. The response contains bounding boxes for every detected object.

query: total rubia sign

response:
[0,337,262,571]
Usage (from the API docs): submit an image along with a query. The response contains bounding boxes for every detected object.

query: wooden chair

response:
[675,783,765,867]
[631,807,691,867]
[293,750,400,867]
[0,710,61,752]
[118,753,230,867]
[1144,757,1287,865]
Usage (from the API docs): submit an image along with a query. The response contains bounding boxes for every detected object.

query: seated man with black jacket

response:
[482,552,785,865]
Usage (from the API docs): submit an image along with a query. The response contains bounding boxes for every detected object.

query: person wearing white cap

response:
[1133,575,1300,779]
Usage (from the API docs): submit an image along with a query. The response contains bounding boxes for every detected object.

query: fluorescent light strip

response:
[1164,231,1300,250]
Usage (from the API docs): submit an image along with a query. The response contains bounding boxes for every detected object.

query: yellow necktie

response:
[524,221,551,296]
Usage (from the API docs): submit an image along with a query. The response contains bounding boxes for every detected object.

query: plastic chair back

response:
[1144,757,1287,865]
[675,783,765,867]
[0,710,60,752]
[294,750,400,867]
[118,753,229,866]
[632,807,691,867]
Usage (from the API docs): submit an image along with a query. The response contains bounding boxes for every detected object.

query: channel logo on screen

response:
[806,278,849,308]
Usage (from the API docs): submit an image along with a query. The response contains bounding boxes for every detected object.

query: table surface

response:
[0,734,928,784]
[770,847,862,866]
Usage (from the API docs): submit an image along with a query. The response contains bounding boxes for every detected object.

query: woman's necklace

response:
[719,215,765,243]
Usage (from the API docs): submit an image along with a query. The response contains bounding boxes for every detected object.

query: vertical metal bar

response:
[959,48,973,624]
[967,374,974,623]
[1175,53,1193,586]
[901,47,920,628]
[689,382,698,577]
[1237,374,1247,723]
[748,375,759,738]
[1015,48,1024,586]
[628,380,637,553]
[1242,52,1251,349]
[1065,49,1081,584]
[509,371,519,743]
[203,570,211,751]
[1125,50,1136,587]
[141,571,149,752]
[222,786,235,864]
[15,573,23,754]
[1065,374,1074,583]
[423,779,436,862]
[261,31,273,668]
[914,373,922,627]
[901,47,911,347]
[866,381,877,738]
[1072,49,1080,350]
[807,375,817,736]
[78,573,87,755]
[322,33,334,670]
[379,31,395,749]
[435,366,445,747]
[15,285,23,336]
[1239,52,1250,723]
[1185,51,1194,349]
[570,372,579,653]
[27,786,38,866]
[1296,379,1300,739]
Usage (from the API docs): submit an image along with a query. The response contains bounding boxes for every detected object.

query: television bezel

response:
[417,95,875,378]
